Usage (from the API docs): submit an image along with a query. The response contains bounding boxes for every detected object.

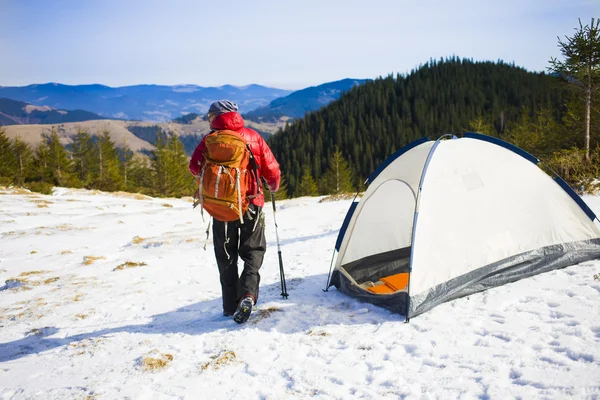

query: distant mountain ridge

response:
[0,98,106,126]
[244,78,368,122]
[0,83,293,122]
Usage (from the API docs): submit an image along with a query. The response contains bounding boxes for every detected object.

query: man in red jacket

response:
[190,100,281,323]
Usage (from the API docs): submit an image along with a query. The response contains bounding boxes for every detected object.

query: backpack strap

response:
[200,165,207,219]
[236,168,243,224]
[246,144,262,197]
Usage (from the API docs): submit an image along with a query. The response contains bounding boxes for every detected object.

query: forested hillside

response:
[268,58,571,196]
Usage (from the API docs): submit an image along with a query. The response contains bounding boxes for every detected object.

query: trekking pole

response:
[270,191,289,299]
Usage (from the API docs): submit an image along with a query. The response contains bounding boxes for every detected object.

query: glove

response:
[268,184,278,193]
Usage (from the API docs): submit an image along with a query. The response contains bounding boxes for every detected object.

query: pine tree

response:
[0,127,16,180]
[12,136,33,185]
[469,116,495,136]
[320,148,354,194]
[166,133,192,197]
[264,174,289,200]
[151,131,191,197]
[45,128,72,186]
[296,167,318,197]
[93,130,122,191]
[151,131,170,195]
[506,108,561,157]
[125,154,153,193]
[71,128,95,185]
[549,18,600,161]
[33,140,51,183]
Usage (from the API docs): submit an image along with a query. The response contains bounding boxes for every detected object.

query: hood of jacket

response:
[210,111,245,131]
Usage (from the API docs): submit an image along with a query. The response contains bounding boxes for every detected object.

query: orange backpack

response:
[195,130,253,222]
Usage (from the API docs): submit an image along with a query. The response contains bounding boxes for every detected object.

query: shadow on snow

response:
[0,272,403,362]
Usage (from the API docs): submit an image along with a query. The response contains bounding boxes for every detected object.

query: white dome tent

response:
[328,133,600,319]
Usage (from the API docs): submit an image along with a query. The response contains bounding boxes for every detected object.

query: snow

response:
[0,187,599,399]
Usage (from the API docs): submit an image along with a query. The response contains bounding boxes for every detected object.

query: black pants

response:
[212,204,266,314]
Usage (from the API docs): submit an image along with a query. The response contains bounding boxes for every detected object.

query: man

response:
[189,100,281,324]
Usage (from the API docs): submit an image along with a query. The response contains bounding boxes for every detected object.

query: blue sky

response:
[1,0,598,89]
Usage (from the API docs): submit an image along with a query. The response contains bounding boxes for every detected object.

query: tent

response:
[328,133,600,319]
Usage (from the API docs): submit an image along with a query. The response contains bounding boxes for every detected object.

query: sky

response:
[1,0,598,89]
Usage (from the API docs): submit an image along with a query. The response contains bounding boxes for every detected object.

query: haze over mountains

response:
[0,83,291,122]
[0,79,366,123]
[244,79,368,122]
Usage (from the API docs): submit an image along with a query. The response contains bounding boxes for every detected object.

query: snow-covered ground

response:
[1,187,599,400]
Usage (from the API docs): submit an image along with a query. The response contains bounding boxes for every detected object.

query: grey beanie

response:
[208,100,238,115]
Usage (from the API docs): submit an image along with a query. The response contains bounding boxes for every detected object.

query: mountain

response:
[267,58,567,196]
[244,78,368,122]
[1,116,286,156]
[0,98,106,126]
[0,83,292,122]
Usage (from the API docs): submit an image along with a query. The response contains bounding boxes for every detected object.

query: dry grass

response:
[32,199,53,208]
[3,231,26,237]
[161,203,173,208]
[82,256,106,266]
[56,224,81,231]
[113,191,153,201]
[131,236,145,244]
[201,351,237,371]
[5,277,35,290]
[251,306,282,324]
[73,293,84,302]
[31,224,89,236]
[76,313,87,319]
[19,270,47,277]
[6,274,59,290]
[140,353,174,371]
[318,193,361,203]
[308,329,331,337]
[26,327,46,336]
[114,261,147,271]
[61,250,73,255]
[29,250,37,254]
[0,187,33,195]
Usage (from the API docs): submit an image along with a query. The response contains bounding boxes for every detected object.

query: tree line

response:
[0,127,193,197]
[0,124,358,199]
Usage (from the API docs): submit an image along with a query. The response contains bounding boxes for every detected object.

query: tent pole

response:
[403,136,449,322]
[323,249,336,292]
[324,190,361,292]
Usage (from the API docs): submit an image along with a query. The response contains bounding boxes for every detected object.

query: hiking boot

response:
[233,296,254,324]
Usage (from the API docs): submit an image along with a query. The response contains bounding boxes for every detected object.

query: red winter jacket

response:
[189,111,281,207]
